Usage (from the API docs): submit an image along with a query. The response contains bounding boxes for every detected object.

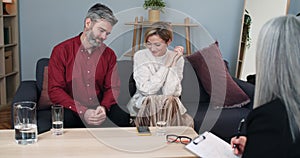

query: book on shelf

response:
[4,26,12,45]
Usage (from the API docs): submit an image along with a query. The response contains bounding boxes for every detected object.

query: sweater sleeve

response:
[133,50,170,95]
[162,57,184,96]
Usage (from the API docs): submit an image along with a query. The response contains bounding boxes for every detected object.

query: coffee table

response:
[0,126,198,157]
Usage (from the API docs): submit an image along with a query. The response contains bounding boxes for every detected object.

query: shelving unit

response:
[236,10,251,78]
[0,0,19,106]
[124,17,198,59]
[236,40,246,78]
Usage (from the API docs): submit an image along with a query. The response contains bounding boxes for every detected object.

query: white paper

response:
[185,131,240,158]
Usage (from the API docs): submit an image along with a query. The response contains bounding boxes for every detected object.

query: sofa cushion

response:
[126,60,202,118]
[117,60,133,106]
[232,77,254,109]
[181,60,206,118]
[183,60,210,103]
[186,42,250,108]
[38,66,53,110]
[36,58,50,95]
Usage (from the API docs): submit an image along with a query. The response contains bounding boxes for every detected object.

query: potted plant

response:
[143,0,166,22]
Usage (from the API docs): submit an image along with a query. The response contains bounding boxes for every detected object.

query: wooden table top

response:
[0,126,198,158]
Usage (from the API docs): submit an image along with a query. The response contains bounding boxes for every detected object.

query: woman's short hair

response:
[144,22,173,43]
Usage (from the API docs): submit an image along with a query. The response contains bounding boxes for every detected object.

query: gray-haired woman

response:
[231,15,300,158]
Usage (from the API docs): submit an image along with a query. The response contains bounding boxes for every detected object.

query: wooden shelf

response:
[0,0,19,106]
[236,24,248,78]
[3,14,17,18]
[124,17,198,58]
[125,21,199,27]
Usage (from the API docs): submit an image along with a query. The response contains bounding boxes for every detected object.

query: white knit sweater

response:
[127,48,186,116]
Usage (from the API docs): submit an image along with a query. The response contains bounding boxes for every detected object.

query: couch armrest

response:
[233,78,255,109]
[12,80,38,103]
[11,80,38,128]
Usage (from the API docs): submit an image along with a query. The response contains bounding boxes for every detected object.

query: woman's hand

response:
[174,46,184,54]
[230,136,247,155]
[165,46,184,68]
[171,46,184,67]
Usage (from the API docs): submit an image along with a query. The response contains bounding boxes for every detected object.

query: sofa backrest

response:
[37,58,207,117]
[34,59,133,107]
[36,58,49,95]
[181,60,201,117]
[117,60,133,107]
[116,59,203,118]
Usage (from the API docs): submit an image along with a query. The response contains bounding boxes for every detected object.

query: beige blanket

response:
[132,95,194,127]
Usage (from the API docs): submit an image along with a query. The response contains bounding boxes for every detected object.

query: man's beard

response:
[86,30,103,47]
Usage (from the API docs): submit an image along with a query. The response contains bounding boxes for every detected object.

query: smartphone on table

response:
[136,126,151,136]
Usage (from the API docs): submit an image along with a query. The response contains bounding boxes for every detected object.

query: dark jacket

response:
[243,99,300,158]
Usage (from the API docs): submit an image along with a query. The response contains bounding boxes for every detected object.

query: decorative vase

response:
[148,9,160,22]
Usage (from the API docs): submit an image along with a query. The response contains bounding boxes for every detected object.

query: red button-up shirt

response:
[48,33,120,115]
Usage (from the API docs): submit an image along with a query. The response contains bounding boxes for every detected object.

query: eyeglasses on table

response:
[166,134,192,145]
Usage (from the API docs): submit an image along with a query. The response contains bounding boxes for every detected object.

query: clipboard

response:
[185,131,240,158]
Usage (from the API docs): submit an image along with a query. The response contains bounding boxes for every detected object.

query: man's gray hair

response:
[85,3,118,26]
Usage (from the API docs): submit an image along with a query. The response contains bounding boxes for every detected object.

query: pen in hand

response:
[233,118,245,149]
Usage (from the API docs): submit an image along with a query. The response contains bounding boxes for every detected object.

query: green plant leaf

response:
[143,0,166,11]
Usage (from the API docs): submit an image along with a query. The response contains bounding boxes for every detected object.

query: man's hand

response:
[84,106,106,125]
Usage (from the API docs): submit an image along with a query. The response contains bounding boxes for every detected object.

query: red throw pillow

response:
[186,42,250,108]
[38,66,53,110]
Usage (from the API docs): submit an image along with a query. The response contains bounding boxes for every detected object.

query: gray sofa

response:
[118,59,254,142]
[12,58,254,142]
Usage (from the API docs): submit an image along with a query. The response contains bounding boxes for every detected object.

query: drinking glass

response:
[13,101,38,145]
[156,106,167,136]
[51,104,64,135]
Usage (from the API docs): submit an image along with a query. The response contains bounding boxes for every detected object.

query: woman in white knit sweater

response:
[127,22,193,127]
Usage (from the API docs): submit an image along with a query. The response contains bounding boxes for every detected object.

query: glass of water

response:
[51,104,64,135]
[156,106,167,136]
[13,101,38,145]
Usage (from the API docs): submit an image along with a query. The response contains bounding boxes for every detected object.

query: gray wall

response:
[288,0,300,15]
[19,0,245,80]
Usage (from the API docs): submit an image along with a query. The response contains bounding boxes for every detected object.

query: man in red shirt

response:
[47,3,129,130]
